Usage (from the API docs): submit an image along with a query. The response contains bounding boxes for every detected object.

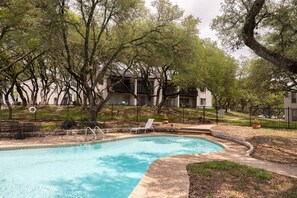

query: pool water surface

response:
[0,135,223,198]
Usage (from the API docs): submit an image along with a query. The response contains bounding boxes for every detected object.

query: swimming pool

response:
[0,135,223,198]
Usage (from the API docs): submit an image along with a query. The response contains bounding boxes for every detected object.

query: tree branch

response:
[242,0,297,74]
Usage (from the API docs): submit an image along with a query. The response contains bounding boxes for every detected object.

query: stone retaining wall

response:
[23,127,179,137]
[210,129,254,156]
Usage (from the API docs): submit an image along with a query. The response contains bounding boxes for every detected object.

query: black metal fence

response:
[0,104,215,124]
[0,105,296,129]
[247,107,297,129]
[108,104,215,124]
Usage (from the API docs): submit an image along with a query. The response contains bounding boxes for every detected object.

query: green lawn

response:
[187,160,297,198]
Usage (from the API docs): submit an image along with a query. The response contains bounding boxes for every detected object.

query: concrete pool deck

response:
[129,134,297,198]
[0,130,296,198]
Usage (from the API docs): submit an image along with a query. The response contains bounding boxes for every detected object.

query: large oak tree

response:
[212,0,297,74]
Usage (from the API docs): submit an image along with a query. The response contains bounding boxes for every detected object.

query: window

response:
[200,98,206,106]
[291,93,297,103]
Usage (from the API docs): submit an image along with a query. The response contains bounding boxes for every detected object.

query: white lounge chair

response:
[130,119,155,133]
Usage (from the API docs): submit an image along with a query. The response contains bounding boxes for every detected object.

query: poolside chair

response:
[130,119,155,133]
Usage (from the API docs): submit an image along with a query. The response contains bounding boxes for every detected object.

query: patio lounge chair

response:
[130,119,155,133]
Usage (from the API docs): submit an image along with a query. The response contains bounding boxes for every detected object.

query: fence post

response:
[288,107,290,129]
[249,107,252,127]
[203,106,205,124]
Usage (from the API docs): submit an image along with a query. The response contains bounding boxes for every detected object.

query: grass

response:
[187,160,297,198]
[0,105,211,122]
[189,160,272,180]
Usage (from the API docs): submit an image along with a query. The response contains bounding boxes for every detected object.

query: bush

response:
[60,118,77,129]
[78,118,99,128]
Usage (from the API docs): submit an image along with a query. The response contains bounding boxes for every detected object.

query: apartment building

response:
[106,76,212,108]
[15,72,212,108]
[284,92,297,121]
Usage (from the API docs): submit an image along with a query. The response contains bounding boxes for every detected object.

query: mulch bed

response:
[248,136,297,167]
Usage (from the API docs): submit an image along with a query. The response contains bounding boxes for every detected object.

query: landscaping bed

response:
[187,160,297,198]
[212,125,297,166]
[248,136,297,167]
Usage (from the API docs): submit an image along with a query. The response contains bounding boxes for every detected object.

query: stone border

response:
[0,133,225,152]
[210,129,254,156]
[0,126,254,155]
[5,127,179,137]
[0,127,251,154]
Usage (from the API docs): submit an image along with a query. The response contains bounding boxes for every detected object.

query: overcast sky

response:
[145,0,252,59]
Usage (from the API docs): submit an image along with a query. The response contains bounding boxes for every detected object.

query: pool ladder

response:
[85,126,104,141]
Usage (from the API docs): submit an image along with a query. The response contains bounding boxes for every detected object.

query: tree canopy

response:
[212,0,297,74]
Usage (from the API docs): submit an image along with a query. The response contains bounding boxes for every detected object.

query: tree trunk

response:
[15,82,27,107]
[155,86,161,107]
[242,0,297,74]
[4,92,13,120]
[89,106,98,122]
[156,97,166,115]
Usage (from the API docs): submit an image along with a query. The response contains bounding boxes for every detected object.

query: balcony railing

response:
[137,85,153,94]
[180,88,198,97]
[113,82,133,93]
[164,86,177,95]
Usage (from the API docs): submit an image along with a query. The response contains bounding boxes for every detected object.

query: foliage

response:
[211,0,297,74]
[60,118,77,129]
[233,57,285,111]
[248,58,297,93]
[176,40,238,110]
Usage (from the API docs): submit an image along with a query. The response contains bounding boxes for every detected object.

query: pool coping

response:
[129,134,297,198]
[0,133,226,152]
[129,134,244,198]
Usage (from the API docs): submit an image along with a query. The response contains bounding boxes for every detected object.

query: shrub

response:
[78,118,99,128]
[60,118,77,129]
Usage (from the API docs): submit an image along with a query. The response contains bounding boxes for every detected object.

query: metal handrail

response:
[85,127,97,141]
[94,126,104,140]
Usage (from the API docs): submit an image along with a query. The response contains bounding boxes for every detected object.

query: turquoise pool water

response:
[0,136,223,198]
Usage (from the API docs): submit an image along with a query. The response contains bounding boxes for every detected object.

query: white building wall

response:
[197,88,212,108]
[21,79,75,105]
[284,93,297,121]
[131,79,137,106]
[205,88,212,107]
